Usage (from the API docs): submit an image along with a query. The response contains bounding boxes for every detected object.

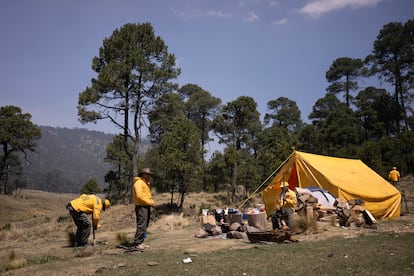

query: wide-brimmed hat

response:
[280,181,289,188]
[138,168,155,176]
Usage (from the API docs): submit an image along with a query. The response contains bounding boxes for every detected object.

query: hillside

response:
[22,126,114,193]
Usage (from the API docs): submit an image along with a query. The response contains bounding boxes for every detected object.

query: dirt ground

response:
[1,176,413,273]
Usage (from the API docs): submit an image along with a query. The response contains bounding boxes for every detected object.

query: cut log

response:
[247,230,298,243]
[247,213,268,231]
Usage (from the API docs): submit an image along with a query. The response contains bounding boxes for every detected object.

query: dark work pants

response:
[67,205,91,246]
[134,206,150,245]
[271,208,294,230]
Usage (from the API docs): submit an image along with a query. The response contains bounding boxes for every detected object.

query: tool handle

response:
[92,214,96,245]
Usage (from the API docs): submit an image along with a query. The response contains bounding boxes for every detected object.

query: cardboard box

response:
[200,215,216,226]
[224,213,243,224]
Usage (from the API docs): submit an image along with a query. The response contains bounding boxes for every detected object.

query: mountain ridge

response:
[22,125,115,193]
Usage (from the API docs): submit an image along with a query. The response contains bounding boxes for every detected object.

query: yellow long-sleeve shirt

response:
[275,189,297,210]
[388,169,400,182]
[70,194,103,228]
[132,177,154,206]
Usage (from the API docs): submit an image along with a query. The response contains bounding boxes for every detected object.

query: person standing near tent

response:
[388,167,400,186]
[270,182,297,230]
[132,168,156,251]
[67,194,110,247]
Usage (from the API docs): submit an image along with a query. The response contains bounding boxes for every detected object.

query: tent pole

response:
[237,151,295,209]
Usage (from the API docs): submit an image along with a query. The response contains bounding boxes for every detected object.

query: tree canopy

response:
[78,22,180,195]
[0,105,41,194]
[366,19,414,131]
[80,178,101,194]
[326,57,365,108]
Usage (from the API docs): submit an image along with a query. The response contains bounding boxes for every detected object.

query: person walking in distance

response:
[388,167,401,186]
[132,168,156,250]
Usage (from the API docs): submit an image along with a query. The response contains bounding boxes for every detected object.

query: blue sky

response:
[1,0,413,141]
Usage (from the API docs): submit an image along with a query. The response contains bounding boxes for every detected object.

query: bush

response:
[80,178,101,194]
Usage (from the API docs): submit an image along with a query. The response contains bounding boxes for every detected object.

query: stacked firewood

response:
[295,188,337,221]
[295,189,319,217]
[334,198,376,228]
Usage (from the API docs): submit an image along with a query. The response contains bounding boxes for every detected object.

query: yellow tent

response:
[262,151,401,219]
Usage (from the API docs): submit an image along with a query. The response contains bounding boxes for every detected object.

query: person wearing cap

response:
[388,167,400,186]
[132,167,156,250]
[67,194,110,247]
[270,181,297,230]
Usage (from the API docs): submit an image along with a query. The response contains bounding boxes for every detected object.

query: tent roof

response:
[262,151,401,219]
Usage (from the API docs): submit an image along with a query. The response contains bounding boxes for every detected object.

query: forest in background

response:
[21,126,113,193]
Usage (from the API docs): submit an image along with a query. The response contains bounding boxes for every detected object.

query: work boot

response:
[134,244,145,251]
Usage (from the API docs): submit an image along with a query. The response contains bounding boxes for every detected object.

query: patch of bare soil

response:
[1,176,413,273]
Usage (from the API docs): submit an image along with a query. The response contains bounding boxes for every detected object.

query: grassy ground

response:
[102,232,413,276]
[1,176,413,275]
[4,231,414,275]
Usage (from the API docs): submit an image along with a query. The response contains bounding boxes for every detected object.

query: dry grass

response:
[152,213,193,231]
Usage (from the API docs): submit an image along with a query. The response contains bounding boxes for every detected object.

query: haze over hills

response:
[22,126,115,193]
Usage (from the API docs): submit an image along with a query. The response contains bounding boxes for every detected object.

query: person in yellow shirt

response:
[388,167,401,186]
[132,168,156,250]
[270,182,297,230]
[67,194,110,247]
